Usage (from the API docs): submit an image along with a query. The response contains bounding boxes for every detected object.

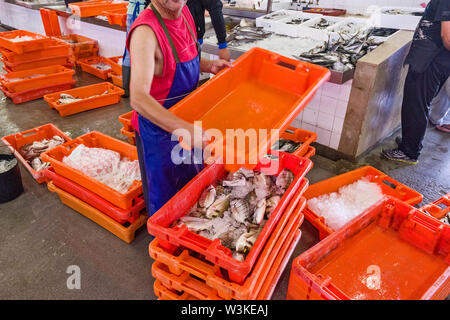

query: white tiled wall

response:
[291,80,353,150]
[311,0,429,14]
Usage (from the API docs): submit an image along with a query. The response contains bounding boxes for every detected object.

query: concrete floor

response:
[0,66,449,300]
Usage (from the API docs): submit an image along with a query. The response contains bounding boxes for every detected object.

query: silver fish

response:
[206,195,230,218]
[253,198,266,224]
[231,199,250,224]
[198,185,216,208]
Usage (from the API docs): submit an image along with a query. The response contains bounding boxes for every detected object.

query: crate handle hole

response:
[276,61,296,71]
[382,179,397,190]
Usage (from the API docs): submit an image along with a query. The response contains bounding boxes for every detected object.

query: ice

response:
[9,36,38,42]
[204,33,324,58]
[0,158,17,174]
[307,177,385,230]
[62,144,141,194]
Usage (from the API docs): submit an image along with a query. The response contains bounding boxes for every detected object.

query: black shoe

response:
[395,136,402,146]
[381,148,418,165]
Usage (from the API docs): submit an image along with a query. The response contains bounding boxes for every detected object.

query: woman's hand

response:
[201,58,232,75]
[210,59,232,74]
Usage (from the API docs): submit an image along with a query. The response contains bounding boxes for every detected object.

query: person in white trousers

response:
[430,77,450,133]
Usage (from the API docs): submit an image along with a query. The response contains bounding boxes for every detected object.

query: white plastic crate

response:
[297,16,346,42]
[269,12,323,37]
[255,10,297,30]
[376,6,424,31]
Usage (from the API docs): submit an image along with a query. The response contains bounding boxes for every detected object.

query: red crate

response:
[1,124,72,183]
[149,191,306,299]
[148,153,311,284]
[45,167,145,224]
[421,193,450,221]
[41,131,142,209]
[303,165,424,240]
[151,195,305,300]
[287,197,450,300]
[1,80,76,104]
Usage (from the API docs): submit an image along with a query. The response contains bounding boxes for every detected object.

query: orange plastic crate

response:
[47,181,147,243]
[287,197,450,300]
[1,80,75,104]
[102,8,127,27]
[255,229,301,300]
[104,56,122,75]
[77,56,114,80]
[0,30,49,54]
[0,65,75,93]
[151,197,305,300]
[0,40,70,63]
[169,47,330,172]
[110,72,123,88]
[120,128,136,145]
[69,0,128,17]
[303,146,315,159]
[1,124,72,183]
[43,82,124,117]
[41,131,142,210]
[271,126,317,158]
[52,34,98,61]
[118,111,134,132]
[421,193,450,221]
[148,154,311,284]
[154,280,198,300]
[149,193,306,299]
[303,165,424,240]
[1,55,71,72]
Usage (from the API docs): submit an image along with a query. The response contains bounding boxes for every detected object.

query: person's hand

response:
[209,59,232,75]
[184,123,212,150]
[218,47,231,61]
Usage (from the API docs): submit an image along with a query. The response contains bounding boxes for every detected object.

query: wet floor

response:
[0,63,449,300]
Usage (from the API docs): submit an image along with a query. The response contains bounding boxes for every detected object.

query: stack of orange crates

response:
[106,56,123,88]
[0,31,76,103]
[0,30,72,73]
[52,34,99,65]
[118,111,135,145]
[40,131,147,243]
[147,151,313,300]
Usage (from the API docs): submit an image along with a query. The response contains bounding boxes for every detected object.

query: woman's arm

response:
[129,25,200,145]
[442,21,450,51]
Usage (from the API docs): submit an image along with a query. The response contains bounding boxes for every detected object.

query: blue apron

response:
[138,4,203,217]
